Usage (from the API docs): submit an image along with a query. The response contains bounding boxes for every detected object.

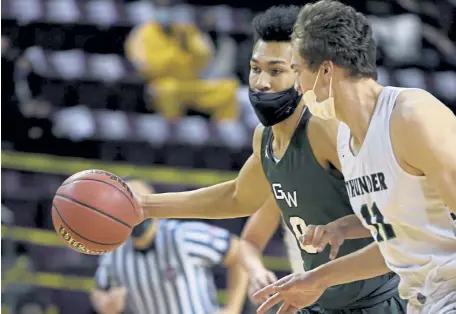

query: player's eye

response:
[271,69,282,76]
[250,66,261,74]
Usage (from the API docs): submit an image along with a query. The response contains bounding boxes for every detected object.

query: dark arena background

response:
[1,0,455,313]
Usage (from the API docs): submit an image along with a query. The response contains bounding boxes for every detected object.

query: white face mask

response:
[302,68,336,120]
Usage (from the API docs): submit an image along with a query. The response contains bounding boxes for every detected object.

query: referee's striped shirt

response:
[94,219,232,314]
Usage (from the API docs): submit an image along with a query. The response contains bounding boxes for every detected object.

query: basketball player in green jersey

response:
[137,6,406,313]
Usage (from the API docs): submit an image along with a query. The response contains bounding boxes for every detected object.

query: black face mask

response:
[132,219,153,239]
[248,87,302,126]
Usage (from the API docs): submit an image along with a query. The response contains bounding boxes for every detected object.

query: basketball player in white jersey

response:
[252,1,456,313]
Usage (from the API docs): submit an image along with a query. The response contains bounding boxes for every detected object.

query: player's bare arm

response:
[333,215,372,239]
[253,242,390,313]
[241,197,281,272]
[391,90,456,213]
[308,242,390,286]
[140,124,272,219]
[240,198,281,302]
[220,236,249,314]
[300,214,372,260]
[316,242,390,290]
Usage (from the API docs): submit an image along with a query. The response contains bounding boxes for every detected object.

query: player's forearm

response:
[239,240,268,273]
[141,181,254,219]
[316,242,391,288]
[239,206,279,272]
[332,214,372,240]
[224,263,249,314]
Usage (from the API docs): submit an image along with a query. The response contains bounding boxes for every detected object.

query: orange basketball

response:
[52,169,142,255]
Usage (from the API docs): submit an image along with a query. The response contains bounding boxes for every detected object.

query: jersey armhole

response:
[336,122,351,162]
[386,90,426,181]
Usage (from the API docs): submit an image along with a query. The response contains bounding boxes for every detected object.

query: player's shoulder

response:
[392,88,451,128]
[307,117,343,170]
[308,116,340,154]
[252,124,265,156]
[308,116,340,140]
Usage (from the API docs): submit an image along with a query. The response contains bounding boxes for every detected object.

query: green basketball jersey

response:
[261,109,396,309]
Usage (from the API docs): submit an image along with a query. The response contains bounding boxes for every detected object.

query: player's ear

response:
[321,61,333,83]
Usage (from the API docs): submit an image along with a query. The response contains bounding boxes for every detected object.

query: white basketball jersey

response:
[337,87,456,307]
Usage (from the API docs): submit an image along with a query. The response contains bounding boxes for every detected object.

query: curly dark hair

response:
[293,0,377,79]
[252,5,301,43]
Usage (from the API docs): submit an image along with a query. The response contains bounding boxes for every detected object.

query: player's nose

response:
[254,73,271,92]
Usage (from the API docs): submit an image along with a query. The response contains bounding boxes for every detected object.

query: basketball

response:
[52,169,142,255]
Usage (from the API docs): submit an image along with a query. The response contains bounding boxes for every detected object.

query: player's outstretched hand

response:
[299,222,345,260]
[252,272,326,314]
[247,268,278,304]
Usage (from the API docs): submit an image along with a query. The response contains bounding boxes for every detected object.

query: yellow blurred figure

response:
[125,21,239,122]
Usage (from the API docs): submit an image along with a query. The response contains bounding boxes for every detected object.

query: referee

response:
[90,179,248,314]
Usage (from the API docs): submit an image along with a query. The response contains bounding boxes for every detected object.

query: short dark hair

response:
[293,0,377,79]
[252,5,301,43]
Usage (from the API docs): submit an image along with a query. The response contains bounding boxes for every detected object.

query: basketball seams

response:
[55,193,133,229]
[60,178,137,216]
[53,204,125,246]
[53,170,140,255]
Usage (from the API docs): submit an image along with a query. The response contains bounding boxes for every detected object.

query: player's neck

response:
[336,79,384,144]
[271,101,306,149]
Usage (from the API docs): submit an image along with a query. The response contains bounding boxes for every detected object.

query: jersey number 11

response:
[360,202,396,242]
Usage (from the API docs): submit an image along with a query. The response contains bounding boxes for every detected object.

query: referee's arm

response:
[185,223,249,314]
[220,235,249,314]
[91,254,127,314]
